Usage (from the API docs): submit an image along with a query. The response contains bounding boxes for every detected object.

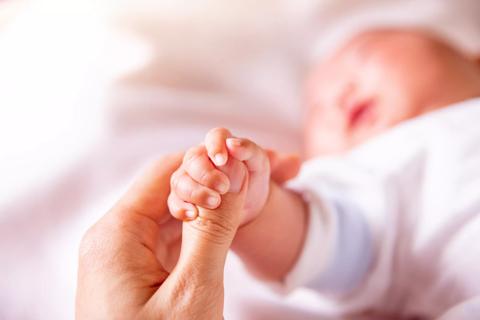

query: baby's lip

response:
[346,98,376,129]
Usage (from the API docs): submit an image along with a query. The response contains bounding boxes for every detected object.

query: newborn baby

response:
[168,29,480,319]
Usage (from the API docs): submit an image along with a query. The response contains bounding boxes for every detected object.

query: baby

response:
[168,29,480,319]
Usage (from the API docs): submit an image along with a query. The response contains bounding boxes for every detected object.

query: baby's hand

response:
[168,128,271,225]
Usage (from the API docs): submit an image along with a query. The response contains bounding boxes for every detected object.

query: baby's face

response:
[305,29,480,157]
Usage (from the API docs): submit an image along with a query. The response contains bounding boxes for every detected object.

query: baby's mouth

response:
[346,98,376,129]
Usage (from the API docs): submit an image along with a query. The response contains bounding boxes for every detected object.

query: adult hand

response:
[76,154,248,320]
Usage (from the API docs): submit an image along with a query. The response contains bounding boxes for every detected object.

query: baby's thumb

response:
[174,163,248,278]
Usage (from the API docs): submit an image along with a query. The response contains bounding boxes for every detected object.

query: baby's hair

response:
[369,28,478,65]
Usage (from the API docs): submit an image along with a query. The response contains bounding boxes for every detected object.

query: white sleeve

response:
[265,156,399,314]
[272,185,374,296]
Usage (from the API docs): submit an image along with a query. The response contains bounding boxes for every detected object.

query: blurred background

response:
[0,0,480,318]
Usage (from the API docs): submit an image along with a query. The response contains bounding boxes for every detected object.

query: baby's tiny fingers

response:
[171,171,222,209]
[168,192,198,220]
[226,138,269,173]
[183,147,230,194]
[205,127,232,166]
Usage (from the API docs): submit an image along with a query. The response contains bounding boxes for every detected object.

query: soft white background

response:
[0,0,479,318]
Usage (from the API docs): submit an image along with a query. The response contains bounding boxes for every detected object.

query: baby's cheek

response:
[304,119,347,157]
[304,132,321,159]
[304,109,323,158]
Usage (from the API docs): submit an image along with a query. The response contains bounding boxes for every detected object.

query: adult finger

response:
[175,160,248,275]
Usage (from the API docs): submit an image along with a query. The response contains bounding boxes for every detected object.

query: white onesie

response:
[282,97,480,319]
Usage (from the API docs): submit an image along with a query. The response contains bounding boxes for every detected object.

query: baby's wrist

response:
[238,180,274,228]
[231,182,308,282]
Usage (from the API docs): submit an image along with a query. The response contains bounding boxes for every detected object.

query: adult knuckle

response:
[190,215,236,245]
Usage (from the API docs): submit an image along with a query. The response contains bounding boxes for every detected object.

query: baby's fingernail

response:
[185,210,197,219]
[207,196,220,207]
[226,138,242,147]
[215,181,229,194]
[214,154,226,166]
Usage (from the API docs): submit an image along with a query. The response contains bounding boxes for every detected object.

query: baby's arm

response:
[168,128,309,283]
[231,182,308,282]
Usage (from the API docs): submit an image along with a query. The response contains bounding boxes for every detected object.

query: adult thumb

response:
[174,162,248,277]
[161,163,247,319]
